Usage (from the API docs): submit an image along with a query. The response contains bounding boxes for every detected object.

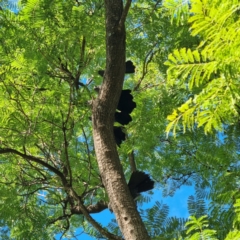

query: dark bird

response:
[115,111,132,125]
[108,171,154,212]
[128,171,155,200]
[113,89,136,146]
[98,60,136,77]
[117,89,136,114]
[125,60,136,74]
[94,88,136,114]
[97,70,105,77]
[113,126,126,147]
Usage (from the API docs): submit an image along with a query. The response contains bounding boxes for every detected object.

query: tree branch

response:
[119,0,132,30]
[128,150,137,172]
[67,188,123,240]
[5,145,122,239]
[71,200,108,214]
[0,148,68,186]
[92,0,151,239]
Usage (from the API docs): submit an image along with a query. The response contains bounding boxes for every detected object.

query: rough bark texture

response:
[92,0,150,239]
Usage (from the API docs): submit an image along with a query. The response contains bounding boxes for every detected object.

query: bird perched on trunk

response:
[117,89,136,114]
[108,171,154,211]
[115,111,132,126]
[93,86,136,146]
[114,89,136,127]
[94,60,137,147]
[98,60,136,77]
[113,126,126,147]
[128,171,155,200]
[114,90,136,146]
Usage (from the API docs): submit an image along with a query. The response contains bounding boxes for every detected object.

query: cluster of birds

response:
[98,61,154,205]
[114,88,136,146]
[98,61,137,147]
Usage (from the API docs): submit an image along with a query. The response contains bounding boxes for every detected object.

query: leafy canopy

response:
[0,0,239,239]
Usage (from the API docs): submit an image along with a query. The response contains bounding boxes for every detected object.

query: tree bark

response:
[92,0,150,239]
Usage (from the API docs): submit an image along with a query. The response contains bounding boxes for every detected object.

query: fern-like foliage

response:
[185,215,218,240]
[184,194,240,240]
[143,201,169,236]
[139,201,188,239]
[165,0,240,134]
[188,195,207,218]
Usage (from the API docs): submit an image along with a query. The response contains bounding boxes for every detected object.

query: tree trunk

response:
[92,0,151,239]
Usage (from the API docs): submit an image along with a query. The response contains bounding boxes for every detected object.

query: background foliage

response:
[0,0,239,239]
